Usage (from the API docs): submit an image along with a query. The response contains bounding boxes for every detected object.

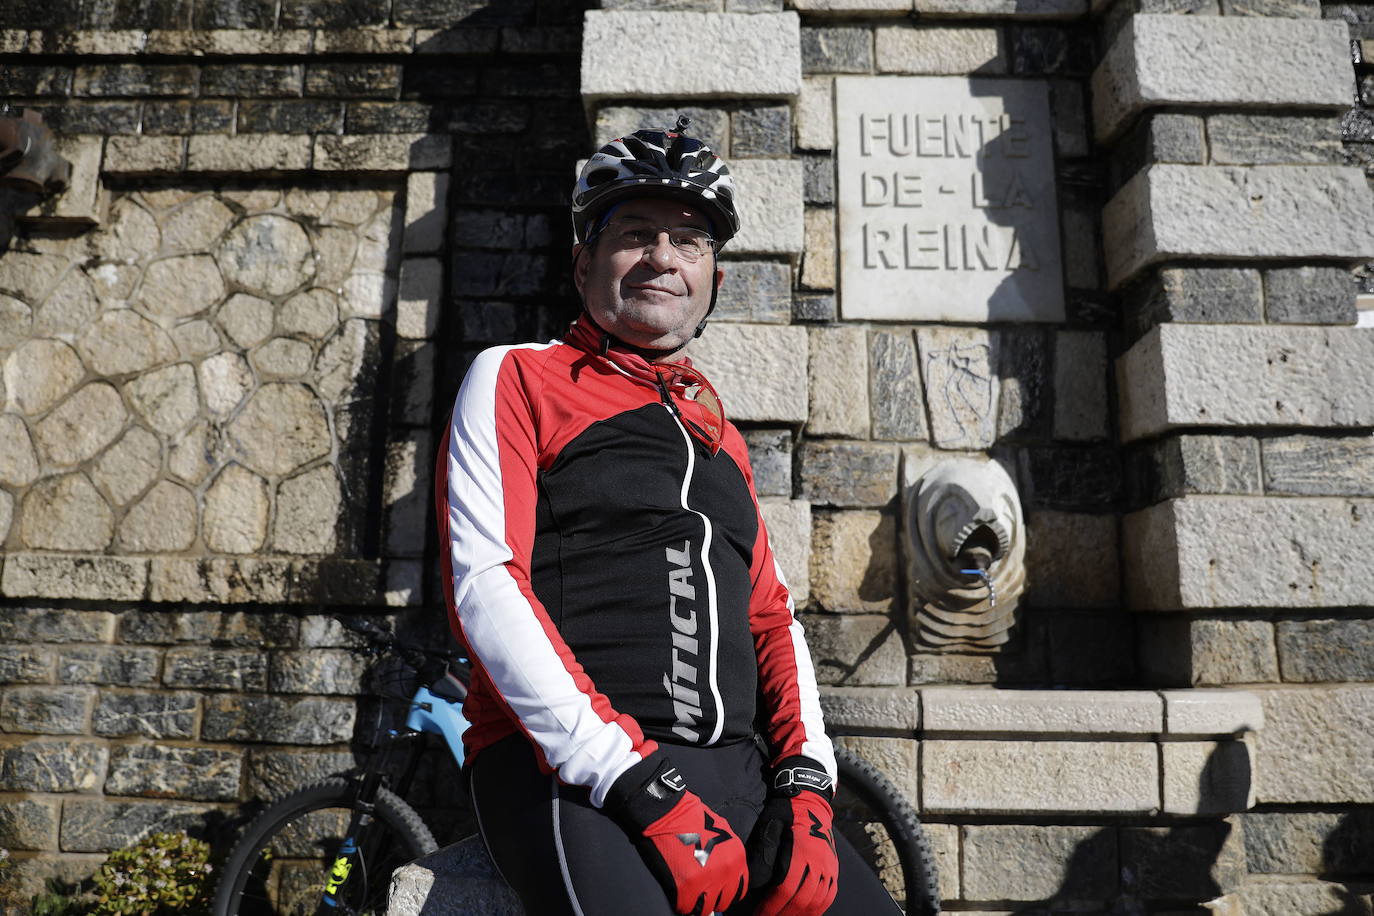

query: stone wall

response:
[0,0,587,902]
[2,0,1373,911]
[576,1,1373,913]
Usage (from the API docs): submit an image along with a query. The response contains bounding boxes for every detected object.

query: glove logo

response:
[807,811,835,853]
[677,812,734,867]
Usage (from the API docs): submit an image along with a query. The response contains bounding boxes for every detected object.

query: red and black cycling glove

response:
[746,756,839,916]
[605,755,750,916]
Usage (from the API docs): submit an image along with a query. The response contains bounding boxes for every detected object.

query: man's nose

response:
[642,232,678,270]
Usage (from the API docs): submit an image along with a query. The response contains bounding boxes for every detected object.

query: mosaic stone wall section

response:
[0,185,400,595]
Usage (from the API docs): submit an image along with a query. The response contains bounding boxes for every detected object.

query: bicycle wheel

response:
[832,745,941,916]
[213,777,439,916]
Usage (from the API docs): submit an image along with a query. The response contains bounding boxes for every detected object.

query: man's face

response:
[574,196,725,355]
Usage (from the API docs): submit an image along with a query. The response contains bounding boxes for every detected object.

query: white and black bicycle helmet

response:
[572,115,739,246]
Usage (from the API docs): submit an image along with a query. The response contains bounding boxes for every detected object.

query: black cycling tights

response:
[467,734,904,916]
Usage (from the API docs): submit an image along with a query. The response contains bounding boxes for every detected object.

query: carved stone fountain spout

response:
[902,458,1026,650]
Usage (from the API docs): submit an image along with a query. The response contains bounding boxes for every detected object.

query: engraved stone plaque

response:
[836,77,1064,323]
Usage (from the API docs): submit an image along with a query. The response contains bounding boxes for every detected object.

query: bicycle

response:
[211,616,941,916]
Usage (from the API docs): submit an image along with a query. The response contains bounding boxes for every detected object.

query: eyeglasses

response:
[601,222,716,264]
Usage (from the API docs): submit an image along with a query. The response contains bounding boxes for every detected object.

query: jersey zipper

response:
[655,373,726,746]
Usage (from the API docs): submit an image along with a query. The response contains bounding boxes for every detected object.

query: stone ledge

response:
[1123,497,1374,610]
[1092,15,1350,142]
[1,554,149,601]
[1163,689,1264,736]
[1117,324,1374,441]
[1103,165,1374,289]
[582,11,801,102]
[820,685,921,732]
[923,687,1163,736]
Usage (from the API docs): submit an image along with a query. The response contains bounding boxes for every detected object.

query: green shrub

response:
[90,832,212,916]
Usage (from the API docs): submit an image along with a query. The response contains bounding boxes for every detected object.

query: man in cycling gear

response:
[438,118,900,916]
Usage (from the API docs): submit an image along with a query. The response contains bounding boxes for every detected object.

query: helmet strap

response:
[693,251,720,339]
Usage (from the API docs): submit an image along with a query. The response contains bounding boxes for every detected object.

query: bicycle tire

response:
[212,776,439,916]
[832,745,942,916]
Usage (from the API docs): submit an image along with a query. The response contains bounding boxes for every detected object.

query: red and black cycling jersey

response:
[436,314,834,808]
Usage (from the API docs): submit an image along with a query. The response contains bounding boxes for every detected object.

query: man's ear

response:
[572,243,588,296]
[714,264,725,292]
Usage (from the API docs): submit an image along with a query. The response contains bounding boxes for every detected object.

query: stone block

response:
[714,261,791,324]
[798,440,898,507]
[797,77,834,151]
[149,557,294,603]
[1209,114,1343,166]
[875,25,1006,74]
[314,28,418,53]
[742,429,792,497]
[798,613,906,686]
[732,105,791,158]
[1125,497,1374,610]
[393,340,437,426]
[794,292,837,322]
[1104,164,1374,289]
[688,324,808,422]
[907,651,1000,686]
[58,799,212,853]
[728,158,805,256]
[801,26,873,74]
[801,208,835,290]
[922,687,1161,735]
[759,498,811,606]
[55,646,159,686]
[102,136,186,174]
[818,686,921,732]
[0,797,60,850]
[106,744,241,802]
[1243,809,1374,875]
[1264,265,1356,324]
[75,63,195,97]
[163,648,268,691]
[185,134,311,172]
[1092,16,1350,142]
[833,735,918,806]
[1117,326,1374,442]
[1256,685,1374,803]
[269,648,368,695]
[0,686,93,735]
[594,106,730,150]
[245,748,356,799]
[915,0,1083,13]
[918,327,997,449]
[810,510,897,612]
[397,257,443,340]
[1140,618,1279,687]
[237,100,341,134]
[1162,739,1256,815]
[0,739,108,792]
[994,329,1050,441]
[202,63,303,98]
[387,836,525,916]
[792,0,909,11]
[314,133,450,171]
[201,694,356,744]
[803,153,834,205]
[583,12,800,100]
[869,329,928,442]
[807,326,867,437]
[1052,331,1107,441]
[922,740,1158,814]
[1222,0,1320,13]
[0,608,116,645]
[304,62,401,98]
[1,554,148,601]
[1112,113,1205,191]
[962,824,1115,903]
[1162,689,1265,736]
[1120,821,1246,900]
[1232,881,1374,916]
[403,171,448,254]
[1135,435,1263,504]
[384,430,433,557]
[1276,618,1374,682]
[1024,511,1119,608]
[0,647,54,685]
[1017,445,1120,511]
[93,692,199,739]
